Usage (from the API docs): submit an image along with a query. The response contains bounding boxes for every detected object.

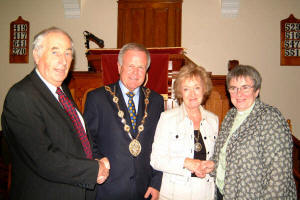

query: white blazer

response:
[151,104,219,200]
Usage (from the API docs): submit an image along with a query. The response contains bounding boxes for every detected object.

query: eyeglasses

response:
[228,85,254,94]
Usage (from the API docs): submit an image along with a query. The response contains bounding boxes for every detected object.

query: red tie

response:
[56,87,92,159]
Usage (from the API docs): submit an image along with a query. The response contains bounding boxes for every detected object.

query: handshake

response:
[95,157,214,184]
[95,157,110,184]
[184,158,214,178]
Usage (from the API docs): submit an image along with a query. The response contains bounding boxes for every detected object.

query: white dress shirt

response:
[35,68,86,132]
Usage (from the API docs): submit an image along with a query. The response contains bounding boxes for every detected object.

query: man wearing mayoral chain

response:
[84,43,164,200]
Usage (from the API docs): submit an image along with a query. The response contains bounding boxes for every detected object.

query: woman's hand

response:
[184,158,214,178]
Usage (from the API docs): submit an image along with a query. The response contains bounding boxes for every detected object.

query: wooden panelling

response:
[66,72,102,113]
[117,0,182,48]
[68,48,230,127]
[204,76,230,128]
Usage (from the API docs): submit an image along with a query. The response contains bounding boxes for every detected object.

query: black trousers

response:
[217,187,223,200]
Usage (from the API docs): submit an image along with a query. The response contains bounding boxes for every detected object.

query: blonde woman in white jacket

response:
[151,64,218,200]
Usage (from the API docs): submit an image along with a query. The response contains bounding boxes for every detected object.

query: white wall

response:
[1,0,300,138]
[182,0,300,138]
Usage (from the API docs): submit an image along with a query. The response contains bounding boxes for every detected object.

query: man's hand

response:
[95,157,110,184]
[144,187,159,200]
[100,157,110,169]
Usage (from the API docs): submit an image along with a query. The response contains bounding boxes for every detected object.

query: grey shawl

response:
[213,99,296,199]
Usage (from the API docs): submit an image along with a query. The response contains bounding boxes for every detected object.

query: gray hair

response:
[118,43,151,69]
[226,65,262,91]
[32,27,74,58]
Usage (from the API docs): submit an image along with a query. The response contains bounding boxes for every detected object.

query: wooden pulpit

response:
[66,47,230,127]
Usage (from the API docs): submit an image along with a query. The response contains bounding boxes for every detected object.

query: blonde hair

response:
[173,63,212,104]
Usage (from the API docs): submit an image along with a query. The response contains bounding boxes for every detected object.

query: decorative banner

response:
[9,16,30,63]
[280,14,300,66]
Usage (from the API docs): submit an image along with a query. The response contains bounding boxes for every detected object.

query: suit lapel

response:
[136,87,145,129]
[29,70,76,131]
[115,83,128,114]
[30,70,92,157]
[115,83,132,125]
[105,83,133,138]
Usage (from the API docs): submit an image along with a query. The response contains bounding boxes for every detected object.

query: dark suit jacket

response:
[1,70,98,200]
[84,82,164,200]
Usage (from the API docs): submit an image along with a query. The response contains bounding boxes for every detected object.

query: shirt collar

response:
[118,80,140,97]
[35,68,59,97]
[237,101,255,116]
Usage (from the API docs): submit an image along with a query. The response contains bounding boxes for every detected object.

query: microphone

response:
[83,31,104,48]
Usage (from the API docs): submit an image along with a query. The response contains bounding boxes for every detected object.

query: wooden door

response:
[117,0,182,48]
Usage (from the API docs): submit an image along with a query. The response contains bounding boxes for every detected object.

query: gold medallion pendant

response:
[194,142,202,152]
[129,139,142,157]
[105,85,150,157]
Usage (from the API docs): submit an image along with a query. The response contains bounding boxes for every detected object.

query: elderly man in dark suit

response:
[84,43,164,200]
[1,27,110,200]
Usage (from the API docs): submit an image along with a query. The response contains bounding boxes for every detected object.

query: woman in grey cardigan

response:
[213,65,296,200]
